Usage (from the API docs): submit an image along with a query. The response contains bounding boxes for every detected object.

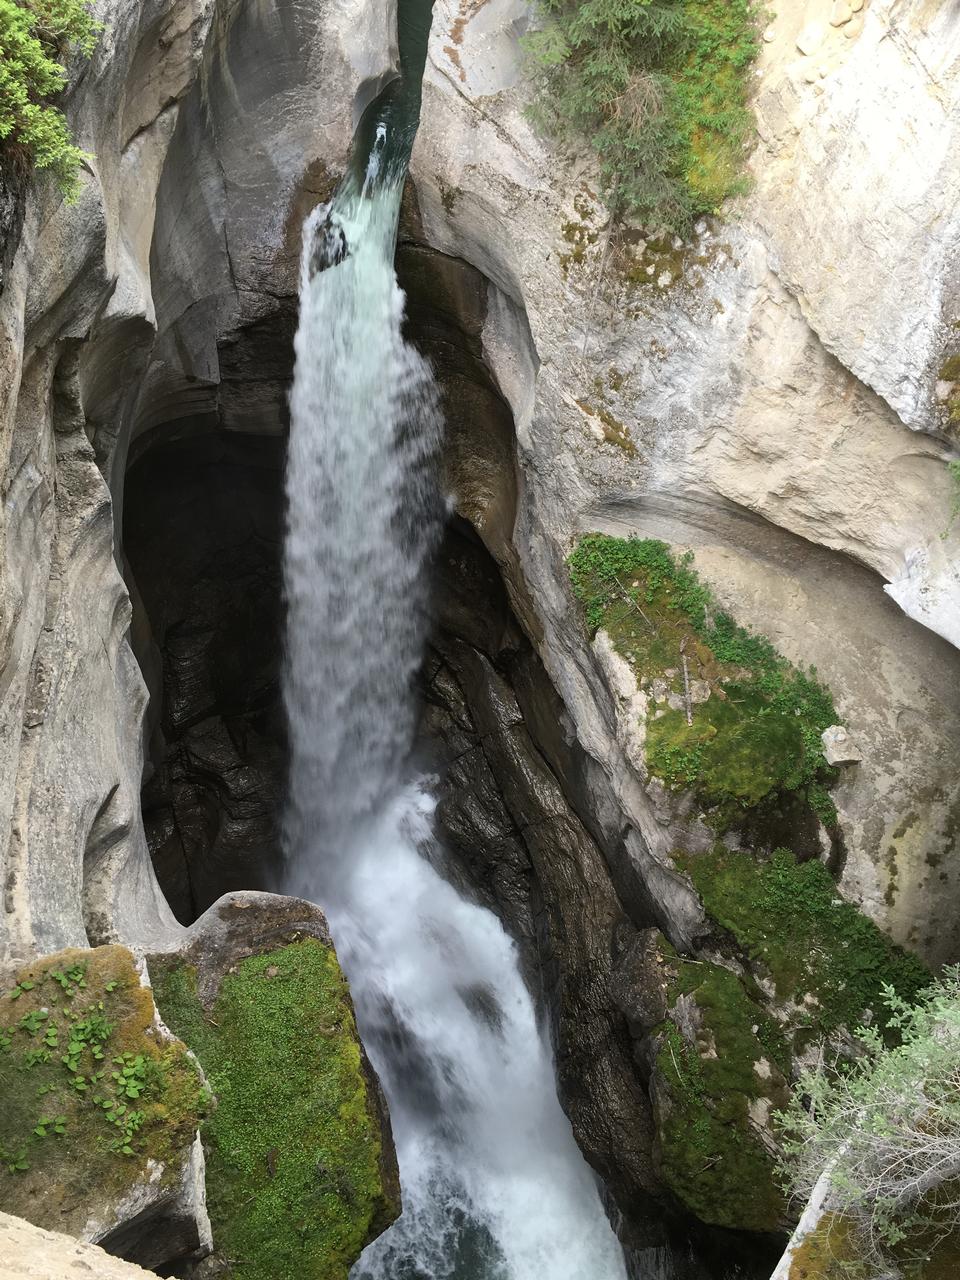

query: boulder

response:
[0,945,209,1271]
[147,891,400,1280]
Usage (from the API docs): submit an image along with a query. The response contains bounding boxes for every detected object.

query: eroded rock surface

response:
[409,0,960,965]
[0,1212,161,1280]
[0,0,396,966]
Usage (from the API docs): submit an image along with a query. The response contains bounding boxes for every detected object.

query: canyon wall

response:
[410,0,960,964]
[1,0,959,1269]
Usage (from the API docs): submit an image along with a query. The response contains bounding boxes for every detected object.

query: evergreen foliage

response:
[524,0,759,231]
[0,0,97,198]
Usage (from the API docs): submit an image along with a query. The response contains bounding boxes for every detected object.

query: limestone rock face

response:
[410,0,960,965]
[0,0,396,965]
[0,1212,161,1280]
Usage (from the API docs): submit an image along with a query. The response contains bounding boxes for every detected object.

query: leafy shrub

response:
[524,0,760,231]
[779,970,960,1273]
[0,0,97,198]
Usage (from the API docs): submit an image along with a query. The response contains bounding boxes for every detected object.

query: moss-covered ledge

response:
[0,944,208,1263]
[638,849,931,1237]
[568,534,841,852]
[148,891,400,1280]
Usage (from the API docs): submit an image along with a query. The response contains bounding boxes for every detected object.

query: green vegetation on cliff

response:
[780,970,960,1279]
[0,0,97,198]
[152,939,396,1280]
[525,0,760,231]
[568,534,839,836]
[650,852,930,1236]
[0,946,206,1228]
[680,847,930,1038]
[653,948,789,1231]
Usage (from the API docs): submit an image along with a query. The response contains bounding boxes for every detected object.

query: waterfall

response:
[282,101,629,1280]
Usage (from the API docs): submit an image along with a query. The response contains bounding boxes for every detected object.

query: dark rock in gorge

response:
[125,433,286,923]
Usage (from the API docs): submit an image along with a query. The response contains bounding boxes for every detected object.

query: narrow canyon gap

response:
[280,6,630,1276]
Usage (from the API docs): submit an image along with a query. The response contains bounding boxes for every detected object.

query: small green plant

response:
[111,1052,148,1100]
[0,0,98,199]
[524,0,760,232]
[1,1145,29,1172]
[33,1115,67,1138]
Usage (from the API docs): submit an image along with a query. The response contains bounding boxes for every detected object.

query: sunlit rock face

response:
[408,0,960,965]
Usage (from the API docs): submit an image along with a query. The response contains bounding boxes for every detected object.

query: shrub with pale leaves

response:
[779,967,960,1270]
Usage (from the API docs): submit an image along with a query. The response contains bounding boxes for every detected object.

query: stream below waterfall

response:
[279,15,634,1271]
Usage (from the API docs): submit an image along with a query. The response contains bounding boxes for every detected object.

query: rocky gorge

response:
[0,0,959,1276]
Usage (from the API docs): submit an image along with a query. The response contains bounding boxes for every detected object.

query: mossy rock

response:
[785,1210,960,1280]
[678,846,930,1040]
[649,940,789,1233]
[149,892,400,1280]
[0,945,206,1242]
[567,535,839,848]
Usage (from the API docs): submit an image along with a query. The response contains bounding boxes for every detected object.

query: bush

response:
[779,970,960,1273]
[0,0,97,199]
[524,0,760,232]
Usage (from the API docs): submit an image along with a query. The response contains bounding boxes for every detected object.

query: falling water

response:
[281,40,629,1280]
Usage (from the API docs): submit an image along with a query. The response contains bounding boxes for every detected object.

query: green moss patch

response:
[568,534,839,838]
[0,945,206,1230]
[152,939,394,1280]
[786,1210,960,1280]
[674,0,759,213]
[653,947,789,1232]
[679,847,930,1038]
